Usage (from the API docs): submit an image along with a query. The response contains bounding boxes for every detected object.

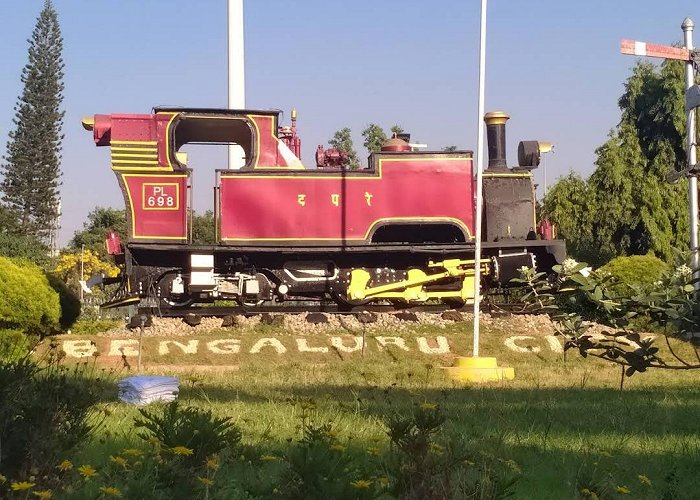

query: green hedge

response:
[47,274,81,330]
[0,257,60,333]
[598,254,669,292]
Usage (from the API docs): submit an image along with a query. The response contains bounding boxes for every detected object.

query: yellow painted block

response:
[443,357,515,383]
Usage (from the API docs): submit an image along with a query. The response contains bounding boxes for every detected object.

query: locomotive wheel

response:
[156,272,196,309]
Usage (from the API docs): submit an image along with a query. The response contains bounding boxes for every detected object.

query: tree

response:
[0,1,64,241]
[0,206,49,266]
[442,146,458,152]
[69,207,126,258]
[328,128,360,169]
[191,210,217,244]
[544,60,692,265]
[390,125,404,136]
[361,123,387,154]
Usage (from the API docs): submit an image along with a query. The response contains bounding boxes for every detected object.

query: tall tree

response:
[0,0,65,241]
[328,128,360,169]
[69,207,126,258]
[544,60,692,265]
[361,123,387,154]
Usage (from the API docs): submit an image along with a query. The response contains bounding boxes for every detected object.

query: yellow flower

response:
[377,476,390,488]
[419,402,437,411]
[57,460,73,472]
[121,448,143,457]
[99,486,122,497]
[197,476,215,487]
[615,485,631,494]
[33,490,53,499]
[110,456,128,468]
[350,479,372,489]
[206,456,220,470]
[638,474,652,486]
[0,473,6,483]
[330,444,346,452]
[260,454,278,462]
[11,481,36,491]
[171,446,194,456]
[78,464,98,478]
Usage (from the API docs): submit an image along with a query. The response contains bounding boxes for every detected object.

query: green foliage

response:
[191,210,216,244]
[0,256,60,334]
[69,207,126,258]
[70,318,121,335]
[0,231,49,266]
[0,329,31,361]
[544,60,694,264]
[46,274,81,330]
[442,145,458,152]
[135,402,242,465]
[0,345,101,478]
[598,254,669,293]
[328,127,360,169]
[517,257,699,381]
[362,123,388,154]
[0,0,64,240]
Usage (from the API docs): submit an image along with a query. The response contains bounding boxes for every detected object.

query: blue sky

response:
[0,0,697,245]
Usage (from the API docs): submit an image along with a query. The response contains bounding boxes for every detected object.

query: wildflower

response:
[260,454,278,462]
[11,481,36,491]
[110,456,128,468]
[366,447,381,456]
[121,448,143,457]
[57,460,73,472]
[197,476,215,487]
[615,485,631,494]
[377,476,390,488]
[638,474,652,486]
[171,446,194,456]
[78,464,98,478]
[330,443,346,452]
[0,473,5,483]
[419,402,437,411]
[206,456,220,470]
[350,479,372,489]
[33,490,53,499]
[99,486,122,497]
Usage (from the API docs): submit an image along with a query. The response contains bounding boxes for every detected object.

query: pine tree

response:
[0,0,65,241]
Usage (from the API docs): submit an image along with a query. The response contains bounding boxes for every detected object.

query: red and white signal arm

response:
[620,39,691,61]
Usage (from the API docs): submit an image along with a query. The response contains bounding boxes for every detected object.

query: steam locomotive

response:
[81,108,565,312]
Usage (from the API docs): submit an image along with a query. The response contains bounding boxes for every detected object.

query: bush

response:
[47,273,81,330]
[0,347,102,478]
[0,256,60,334]
[0,328,32,360]
[597,254,669,293]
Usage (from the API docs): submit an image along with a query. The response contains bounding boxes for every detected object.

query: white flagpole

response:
[227,0,246,169]
[472,0,488,357]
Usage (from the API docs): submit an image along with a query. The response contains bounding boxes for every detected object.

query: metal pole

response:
[227,0,246,169]
[682,18,699,287]
[80,244,84,303]
[472,0,488,358]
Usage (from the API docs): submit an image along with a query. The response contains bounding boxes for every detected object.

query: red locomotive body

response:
[83,107,564,312]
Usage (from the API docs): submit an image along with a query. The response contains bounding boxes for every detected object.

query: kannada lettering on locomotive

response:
[81,107,565,313]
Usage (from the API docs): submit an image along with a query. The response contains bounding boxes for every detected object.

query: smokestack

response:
[484,111,509,170]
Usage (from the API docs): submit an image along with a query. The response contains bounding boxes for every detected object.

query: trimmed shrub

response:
[597,254,669,293]
[47,273,81,330]
[0,256,60,334]
[0,329,31,360]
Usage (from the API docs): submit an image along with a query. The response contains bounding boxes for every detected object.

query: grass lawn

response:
[67,318,700,499]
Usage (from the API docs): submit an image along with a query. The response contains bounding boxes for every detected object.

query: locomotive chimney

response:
[484,111,510,170]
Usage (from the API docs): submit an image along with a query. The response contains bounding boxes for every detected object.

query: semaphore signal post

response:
[621,18,700,288]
